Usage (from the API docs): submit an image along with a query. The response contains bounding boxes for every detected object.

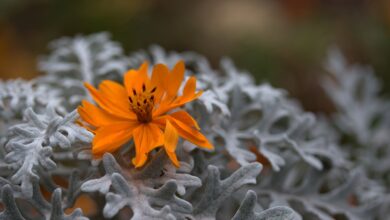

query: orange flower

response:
[78,61,213,167]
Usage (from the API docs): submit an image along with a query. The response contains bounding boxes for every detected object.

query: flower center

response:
[129,84,156,123]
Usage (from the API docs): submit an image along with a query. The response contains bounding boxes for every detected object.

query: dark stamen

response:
[150,95,154,100]
[128,97,133,103]
[150,87,157,93]
[143,99,147,104]
[142,84,146,92]
[137,102,141,106]
[132,89,137,95]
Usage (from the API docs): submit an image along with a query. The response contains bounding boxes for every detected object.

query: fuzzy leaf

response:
[82,153,197,219]
[323,48,390,184]
[192,163,262,219]
[232,190,301,220]
[4,107,92,197]
[49,188,89,220]
[0,185,25,220]
[257,162,385,220]
[39,32,129,107]
[103,173,180,220]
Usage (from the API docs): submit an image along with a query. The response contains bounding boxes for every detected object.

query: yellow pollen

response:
[129,85,157,123]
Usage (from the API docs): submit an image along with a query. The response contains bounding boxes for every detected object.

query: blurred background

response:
[0,0,389,112]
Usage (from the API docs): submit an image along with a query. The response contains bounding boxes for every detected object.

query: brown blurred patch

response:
[249,146,271,169]
[0,23,38,80]
[383,0,390,27]
[39,175,98,216]
[347,193,358,207]
[65,194,97,216]
[279,0,319,20]
[193,0,281,58]
[40,175,69,200]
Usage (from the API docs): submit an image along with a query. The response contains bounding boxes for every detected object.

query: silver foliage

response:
[323,48,390,185]
[0,79,61,120]
[208,63,342,171]
[0,185,24,220]
[255,161,386,220]
[80,152,269,220]
[0,171,89,220]
[81,152,196,220]
[0,79,63,148]
[39,32,129,107]
[4,107,92,197]
[191,162,262,219]
[232,190,301,220]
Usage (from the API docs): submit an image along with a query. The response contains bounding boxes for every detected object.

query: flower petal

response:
[84,82,134,119]
[170,110,200,130]
[166,60,185,98]
[150,62,186,116]
[124,62,150,96]
[153,90,202,117]
[92,122,139,157]
[132,123,164,167]
[146,123,165,152]
[164,120,180,167]
[152,76,202,117]
[166,150,180,168]
[99,80,134,115]
[151,63,169,103]
[167,116,213,150]
[131,126,147,167]
[78,100,129,127]
[183,76,196,98]
[178,76,202,106]
[164,120,179,152]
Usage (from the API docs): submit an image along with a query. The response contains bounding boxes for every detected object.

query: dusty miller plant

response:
[0,32,389,219]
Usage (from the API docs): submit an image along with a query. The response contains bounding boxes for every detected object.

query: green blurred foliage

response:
[0,0,389,111]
